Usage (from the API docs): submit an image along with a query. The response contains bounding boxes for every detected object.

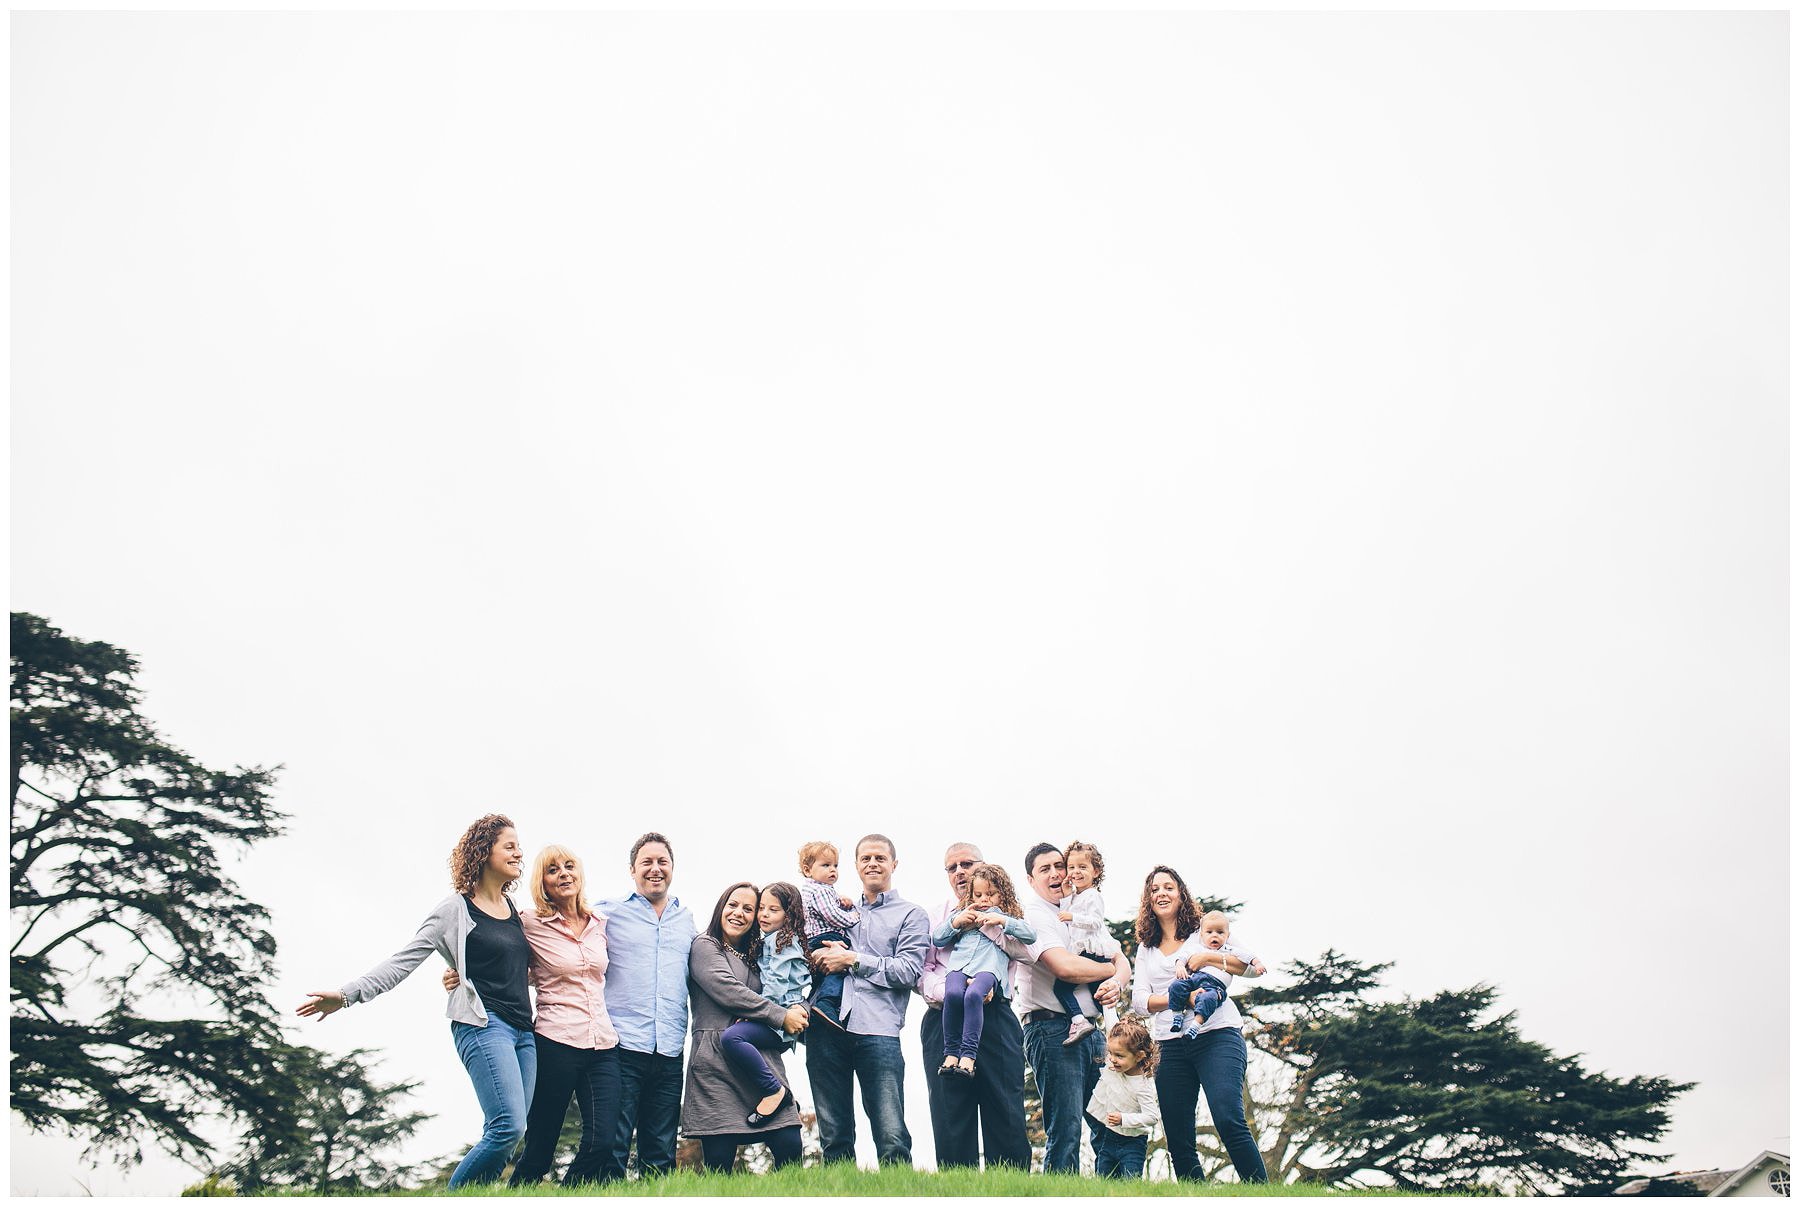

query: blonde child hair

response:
[798,840,838,874]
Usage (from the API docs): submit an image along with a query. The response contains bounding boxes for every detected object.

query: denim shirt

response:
[758,934,811,1009]
[592,892,695,1057]
[930,913,1036,994]
[841,889,930,1037]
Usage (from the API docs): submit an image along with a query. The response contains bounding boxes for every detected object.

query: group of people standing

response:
[296,816,1270,1188]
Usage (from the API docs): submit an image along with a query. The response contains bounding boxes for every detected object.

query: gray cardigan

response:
[680,936,800,1137]
[340,894,490,1027]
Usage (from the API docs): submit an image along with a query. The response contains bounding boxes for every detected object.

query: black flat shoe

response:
[747,1085,792,1127]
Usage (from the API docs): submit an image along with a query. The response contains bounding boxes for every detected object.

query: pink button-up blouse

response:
[520,909,619,1051]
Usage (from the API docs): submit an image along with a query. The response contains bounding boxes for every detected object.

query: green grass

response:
[416,1164,1407,1197]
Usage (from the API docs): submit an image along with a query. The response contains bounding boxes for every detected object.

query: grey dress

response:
[681,935,802,1137]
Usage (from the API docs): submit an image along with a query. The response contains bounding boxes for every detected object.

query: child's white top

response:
[1086,1066,1160,1137]
[1190,939,1258,991]
[1059,886,1121,958]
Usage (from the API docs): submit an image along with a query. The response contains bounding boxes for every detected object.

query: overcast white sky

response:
[11,10,1787,1196]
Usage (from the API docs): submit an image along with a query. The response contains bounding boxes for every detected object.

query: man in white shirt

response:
[916,841,1032,1169]
[1015,842,1131,1175]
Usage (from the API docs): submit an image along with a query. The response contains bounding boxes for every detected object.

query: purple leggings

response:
[720,1020,787,1099]
[942,971,1001,1061]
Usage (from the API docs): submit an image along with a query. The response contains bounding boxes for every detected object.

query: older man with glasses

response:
[915,842,1033,1170]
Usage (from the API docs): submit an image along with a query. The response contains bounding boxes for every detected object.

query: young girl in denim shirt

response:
[931,862,1036,1077]
[719,881,812,1124]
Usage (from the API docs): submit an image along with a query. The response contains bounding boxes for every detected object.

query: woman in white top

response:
[1128,864,1268,1184]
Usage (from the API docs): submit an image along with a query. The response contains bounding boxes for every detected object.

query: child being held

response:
[1054,840,1122,1043]
[795,840,860,1029]
[719,882,812,1126]
[1166,909,1266,1038]
[930,862,1036,1078]
[1084,1015,1162,1179]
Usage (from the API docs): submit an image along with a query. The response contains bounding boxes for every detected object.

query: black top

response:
[463,896,533,1032]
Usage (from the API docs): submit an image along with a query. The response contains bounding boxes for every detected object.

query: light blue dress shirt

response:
[841,889,930,1037]
[593,892,695,1057]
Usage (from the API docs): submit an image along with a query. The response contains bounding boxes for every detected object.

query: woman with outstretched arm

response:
[296,814,536,1190]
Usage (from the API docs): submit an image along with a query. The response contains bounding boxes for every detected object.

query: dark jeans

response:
[920,1001,1030,1170]
[697,1126,803,1172]
[807,931,849,1010]
[1022,1015,1104,1174]
[805,1026,910,1166]
[940,971,999,1060]
[1052,951,1113,1019]
[510,1035,622,1185]
[1169,970,1228,1024]
[1094,1128,1148,1179]
[720,1019,787,1099]
[611,1047,683,1176]
[1155,1029,1267,1183]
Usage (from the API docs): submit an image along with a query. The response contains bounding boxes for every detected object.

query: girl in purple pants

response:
[929,863,1035,1077]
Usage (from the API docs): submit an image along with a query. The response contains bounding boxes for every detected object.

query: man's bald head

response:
[944,842,982,895]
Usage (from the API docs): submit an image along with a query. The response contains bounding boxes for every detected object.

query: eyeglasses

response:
[944,859,978,873]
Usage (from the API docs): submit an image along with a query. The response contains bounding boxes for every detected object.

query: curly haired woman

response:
[1128,864,1267,1185]
[296,814,536,1189]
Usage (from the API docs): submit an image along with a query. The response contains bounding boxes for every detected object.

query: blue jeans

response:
[1022,1016,1103,1174]
[1053,951,1112,1019]
[805,1027,910,1165]
[1169,971,1227,1025]
[808,931,850,1014]
[612,1048,683,1176]
[449,1016,538,1188]
[1155,1029,1267,1183]
[1094,1128,1148,1179]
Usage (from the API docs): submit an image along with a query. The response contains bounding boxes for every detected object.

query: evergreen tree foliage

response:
[11,612,287,1165]
[1238,949,1693,1193]
[211,1043,435,1193]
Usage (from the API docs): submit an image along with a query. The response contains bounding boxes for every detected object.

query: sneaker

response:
[1168,1010,1187,1033]
[1184,1021,1203,1040]
[810,1000,846,1032]
[1064,1015,1096,1045]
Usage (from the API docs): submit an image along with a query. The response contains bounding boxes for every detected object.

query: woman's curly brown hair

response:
[959,862,1025,919]
[1064,839,1105,887]
[1108,1013,1160,1077]
[450,814,518,896]
[1135,864,1202,948]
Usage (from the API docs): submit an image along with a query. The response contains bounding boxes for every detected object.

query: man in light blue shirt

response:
[593,832,694,1178]
[808,833,930,1166]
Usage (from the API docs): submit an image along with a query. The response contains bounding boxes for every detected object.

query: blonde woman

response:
[296,814,534,1189]
[447,844,623,1184]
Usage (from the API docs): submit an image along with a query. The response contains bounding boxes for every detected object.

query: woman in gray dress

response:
[682,882,809,1172]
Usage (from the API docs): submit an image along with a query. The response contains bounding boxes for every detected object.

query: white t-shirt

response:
[1014,893,1101,1017]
